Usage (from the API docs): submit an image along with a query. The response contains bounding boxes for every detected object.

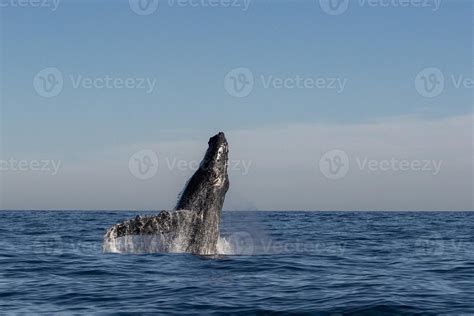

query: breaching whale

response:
[103,132,229,255]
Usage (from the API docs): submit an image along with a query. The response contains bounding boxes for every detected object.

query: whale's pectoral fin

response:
[103,210,199,253]
[104,211,172,240]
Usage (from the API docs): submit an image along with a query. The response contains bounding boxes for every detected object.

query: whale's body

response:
[103,132,229,255]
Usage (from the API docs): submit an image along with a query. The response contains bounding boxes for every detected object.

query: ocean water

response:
[0,211,473,315]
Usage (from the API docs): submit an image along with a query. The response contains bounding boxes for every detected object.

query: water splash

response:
[216,237,233,255]
[103,210,240,255]
[103,210,199,254]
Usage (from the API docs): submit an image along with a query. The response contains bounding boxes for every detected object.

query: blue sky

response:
[0,0,472,210]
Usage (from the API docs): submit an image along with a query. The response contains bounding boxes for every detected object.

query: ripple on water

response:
[0,211,473,314]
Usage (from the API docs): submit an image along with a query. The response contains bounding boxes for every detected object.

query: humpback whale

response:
[103,132,229,255]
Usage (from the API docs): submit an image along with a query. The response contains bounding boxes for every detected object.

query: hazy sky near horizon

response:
[0,0,472,210]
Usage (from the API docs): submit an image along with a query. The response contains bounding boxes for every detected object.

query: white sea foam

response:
[103,210,240,255]
[104,234,238,255]
[216,237,233,255]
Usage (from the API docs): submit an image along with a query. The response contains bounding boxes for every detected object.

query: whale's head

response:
[176,132,229,212]
[200,132,229,187]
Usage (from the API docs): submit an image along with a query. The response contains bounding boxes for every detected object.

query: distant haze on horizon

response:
[0,0,472,211]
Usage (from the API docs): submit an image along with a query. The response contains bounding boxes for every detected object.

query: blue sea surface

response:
[0,211,473,315]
